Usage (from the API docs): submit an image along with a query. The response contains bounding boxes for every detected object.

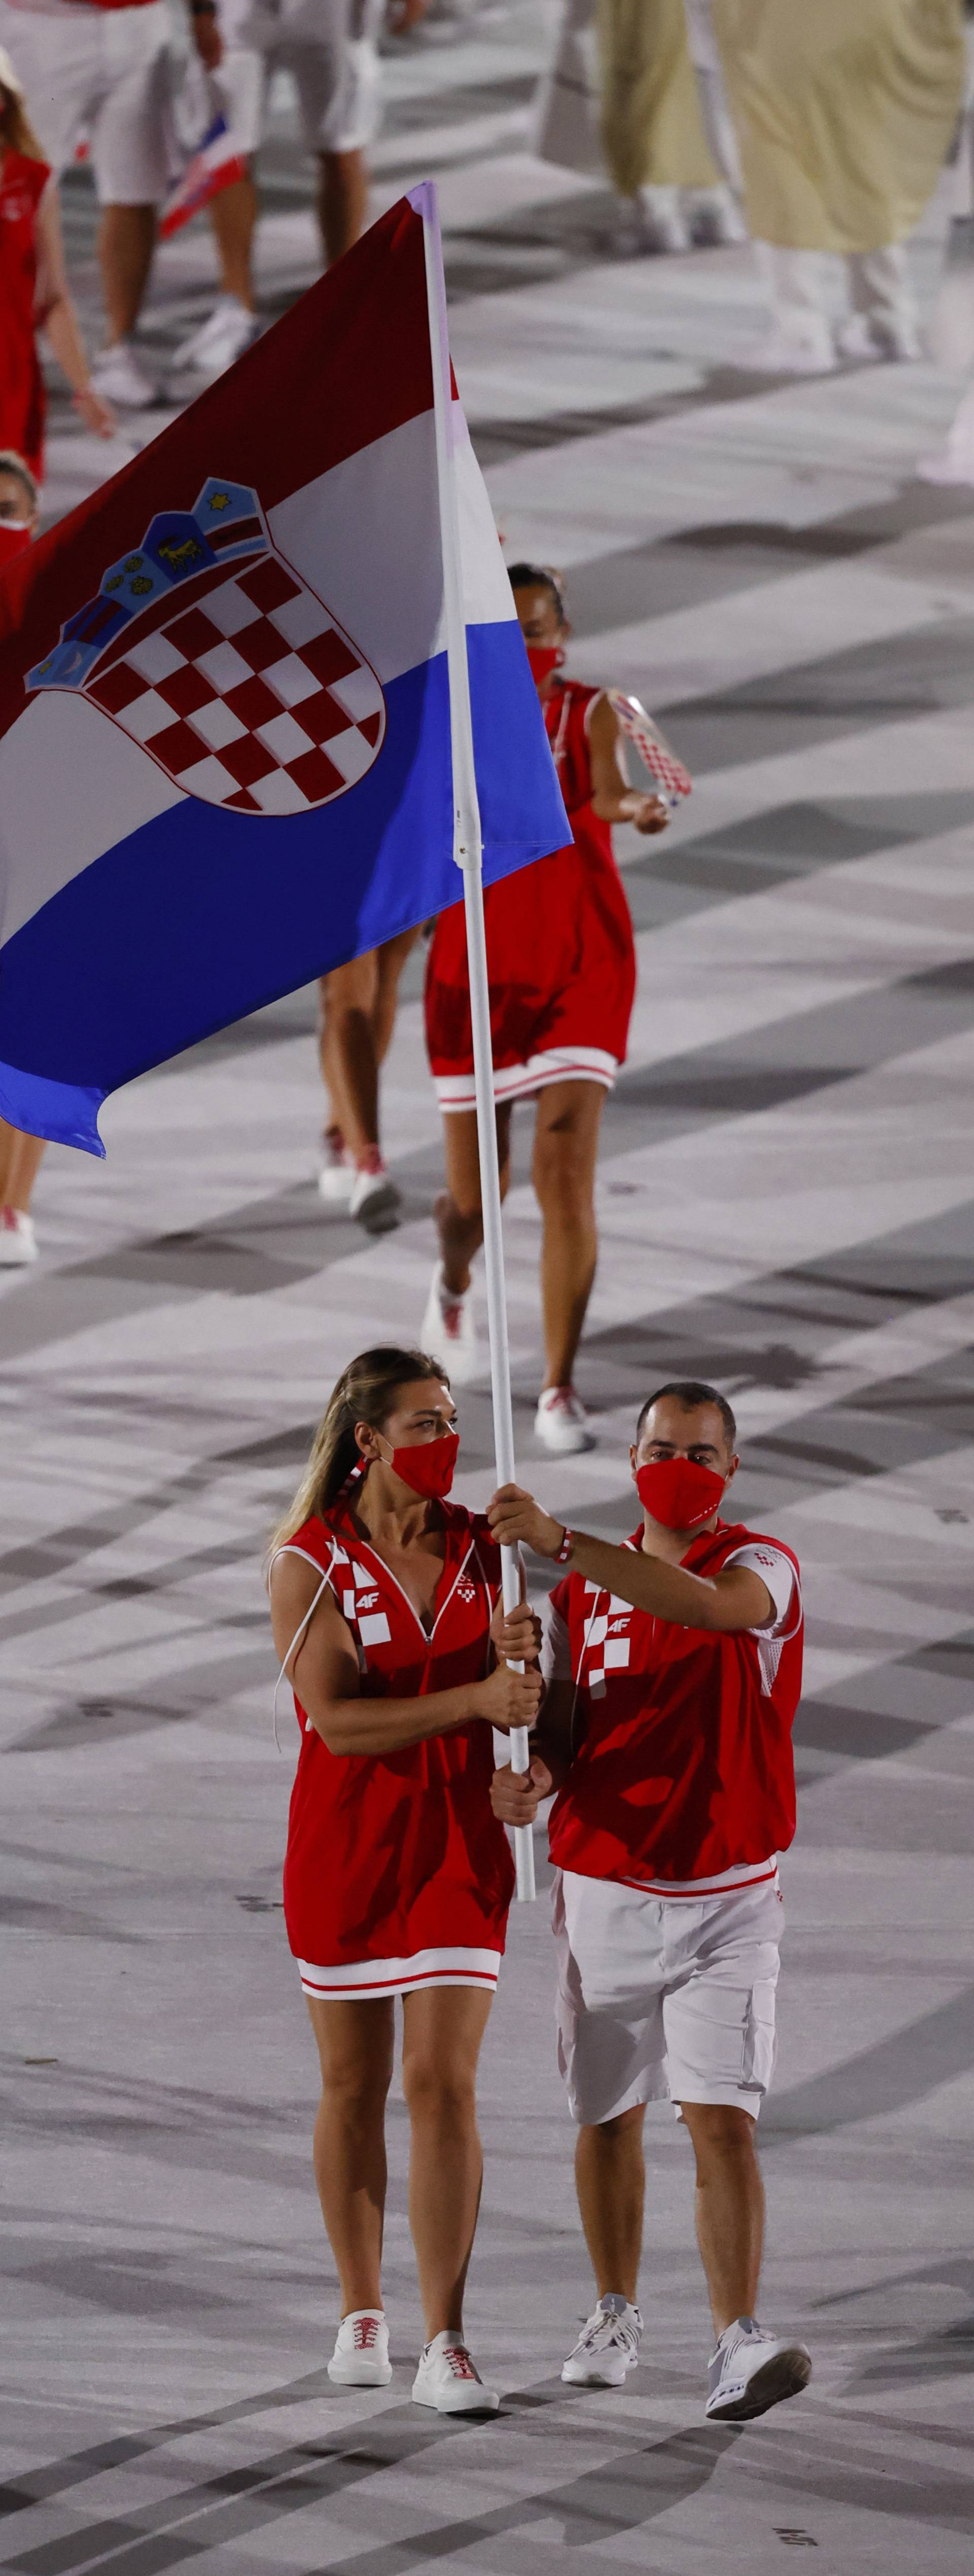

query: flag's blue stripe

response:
[0,625,568,1154]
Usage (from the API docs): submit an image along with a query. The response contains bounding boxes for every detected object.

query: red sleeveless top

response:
[0,149,49,481]
[547,1521,804,1888]
[425,679,636,1069]
[277,1499,514,1967]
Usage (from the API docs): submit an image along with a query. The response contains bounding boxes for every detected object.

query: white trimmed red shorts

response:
[553,1866,783,2124]
[297,1944,502,2002]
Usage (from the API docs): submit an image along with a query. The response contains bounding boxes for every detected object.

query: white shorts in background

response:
[218,0,382,158]
[553,1867,783,2126]
[0,0,170,201]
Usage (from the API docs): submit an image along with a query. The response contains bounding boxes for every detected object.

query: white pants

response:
[0,0,169,202]
[756,241,917,353]
[218,0,382,157]
[553,1867,783,2126]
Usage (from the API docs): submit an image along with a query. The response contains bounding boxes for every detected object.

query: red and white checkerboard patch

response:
[608,690,692,801]
[83,550,386,816]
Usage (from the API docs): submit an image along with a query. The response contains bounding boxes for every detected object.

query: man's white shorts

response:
[216,0,382,157]
[0,1,170,202]
[553,1867,783,2125]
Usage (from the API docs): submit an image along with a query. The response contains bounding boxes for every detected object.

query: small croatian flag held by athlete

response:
[160,112,249,240]
[0,186,569,1153]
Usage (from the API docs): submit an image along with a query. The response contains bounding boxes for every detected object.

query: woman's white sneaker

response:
[318,1127,356,1205]
[0,1206,38,1266]
[327,2309,392,2387]
[412,2330,499,2414]
[535,1385,596,1454]
[705,2316,811,2422]
[421,1262,481,1383]
[562,2296,642,2386]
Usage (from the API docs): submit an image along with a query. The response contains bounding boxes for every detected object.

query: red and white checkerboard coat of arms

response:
[27,478,386,818]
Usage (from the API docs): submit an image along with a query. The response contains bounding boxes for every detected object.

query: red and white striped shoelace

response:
[444,2345,477,2380]
[353,2317,381,2351]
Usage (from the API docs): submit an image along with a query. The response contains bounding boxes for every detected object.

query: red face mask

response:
[385,1431,460,1500]
[635,1456,726,1531]
[526,643,563,688]
[0,522,31,568]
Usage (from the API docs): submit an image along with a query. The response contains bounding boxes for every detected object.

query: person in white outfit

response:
[0,0,171,407]
[172,0,395,383]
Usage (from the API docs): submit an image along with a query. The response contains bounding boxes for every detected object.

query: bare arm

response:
[270,1553,540,1757]
[587,692,670,835]
[486,1488,777,1635]
[34,183,115,438]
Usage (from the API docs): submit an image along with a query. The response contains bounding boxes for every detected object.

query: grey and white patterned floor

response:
[4,6,974,2568]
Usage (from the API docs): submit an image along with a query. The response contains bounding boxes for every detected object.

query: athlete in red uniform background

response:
[423,563,671,1457]
[489,1379,812,2425]
[268,1344,540,2414]
[0,52,114,476]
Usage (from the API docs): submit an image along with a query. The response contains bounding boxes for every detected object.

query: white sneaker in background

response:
[90,340,157,409]
[421,1261,480,1383]
[318,1128,356,1206]
[327,2309,392,2387]
[349,1160,401,1230]
[836,313,921,363]
[0,1206,38,1266]
[562,2297,643,2387]
[173,296,262,382]
[705,2316,811,2422]
[688,191,749,248]
[412,2331,499,2414]
[535,1385,596,1455]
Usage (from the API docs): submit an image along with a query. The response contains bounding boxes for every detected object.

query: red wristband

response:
[554,1526,574,1564]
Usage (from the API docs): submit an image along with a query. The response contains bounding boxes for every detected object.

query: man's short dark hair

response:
[636,1380,737,1452]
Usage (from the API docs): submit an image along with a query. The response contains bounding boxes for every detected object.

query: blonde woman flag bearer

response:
[707,0,965,367]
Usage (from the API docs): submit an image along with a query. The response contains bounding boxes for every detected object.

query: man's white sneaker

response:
[90,340,156,408]
[535,1385,596,1454]
[318,1128,356,1206]
[412,2330,499,2414]
[349,1160,401,1230]
[0,1206,38,1266]
[705,2316,811,2422]
[562,2296,642,2387]
[421,1261,481,1383]
[171,295,259,376]
[327,2309,392,2387]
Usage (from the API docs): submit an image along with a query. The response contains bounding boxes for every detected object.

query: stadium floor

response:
[4,6,973,2567]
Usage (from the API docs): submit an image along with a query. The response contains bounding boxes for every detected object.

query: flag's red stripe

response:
[0,196,431,743]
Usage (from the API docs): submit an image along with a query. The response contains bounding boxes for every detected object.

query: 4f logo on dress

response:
[356,1591,380,1611]
[26,478,386,818]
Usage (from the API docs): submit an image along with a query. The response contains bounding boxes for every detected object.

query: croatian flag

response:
[160,113,249,241]
[0,187,568,1154]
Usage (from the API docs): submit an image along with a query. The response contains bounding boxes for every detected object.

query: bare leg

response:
[207,171,259,309]
[317,146,368,265]
[434,1103,512,1296]
[679,2103,764,2337]
[401,1986,493,2339]
[371,926,421,1066]
[574,2106,645,2304]
[319,952,381,1162]
[305,1995,395,2313]
[0,1122,46,1213]
[531,1079,605,1388]
[98,204,156,344]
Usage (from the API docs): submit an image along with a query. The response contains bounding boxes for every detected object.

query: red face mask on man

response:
[635,1455,726,1531]
[377,1430,460,1499]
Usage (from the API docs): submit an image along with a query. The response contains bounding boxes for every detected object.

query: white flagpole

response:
[420,183,536,1903]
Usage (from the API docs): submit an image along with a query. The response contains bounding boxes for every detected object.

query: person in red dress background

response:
[268,1344,540,2414]
[0,48,114,481]
[423,562,671,1457]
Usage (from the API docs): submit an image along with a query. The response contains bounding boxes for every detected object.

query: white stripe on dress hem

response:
[435,1046,618,1111]
[297,1944,502,1998]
